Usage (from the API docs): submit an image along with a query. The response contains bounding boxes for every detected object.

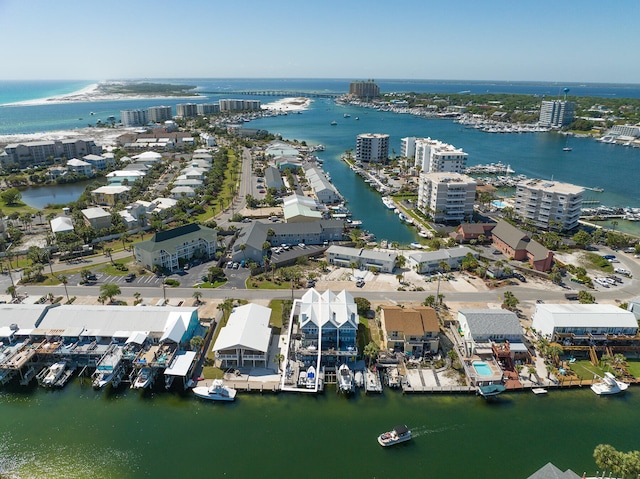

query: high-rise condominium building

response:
[539,100,575,128]
[355,133,389,163]
[147,106,173,123]
[417,172,476,223]
[413,138,468,173]
[121,109,148,127]
[514,179,584,230]
[176,103,198,118]
[349,80,380,99]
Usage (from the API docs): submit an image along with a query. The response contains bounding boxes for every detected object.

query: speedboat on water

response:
[41,362,66,387]
[477,384,506,399]
[193,379,237,401]
[591,372,629,396]
[132,367,153,389]
[378,425,412,447]
[306,365,317,389]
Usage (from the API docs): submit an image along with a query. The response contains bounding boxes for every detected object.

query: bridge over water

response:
[199,90,342,98]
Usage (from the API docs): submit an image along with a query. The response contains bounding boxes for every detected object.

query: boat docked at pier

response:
[92,344,124,389]
[338,363,355,394]
[477,384,506,399]
[378,425,412,447]
[38,361,73,388]
[192,379,237,401]
[131,367,154,389]
[591,372,629,396]
[381,196,396,210]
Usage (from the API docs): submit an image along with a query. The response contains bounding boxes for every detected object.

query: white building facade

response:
[414,138,468,173]
[539,100,575,128]
[417,172,476,223]
[514,179,584,230]
[355,133,389,163]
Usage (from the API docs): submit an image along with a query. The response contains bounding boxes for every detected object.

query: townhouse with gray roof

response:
[457,309,525,356]
[325,245,397,273]
[407,246,477,274]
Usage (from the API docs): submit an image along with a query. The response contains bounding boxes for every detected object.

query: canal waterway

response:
[0,381,638,478]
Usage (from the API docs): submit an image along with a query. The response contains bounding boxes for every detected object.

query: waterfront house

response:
[457,309,525,357]
[283,195,323,223]
[297,289,359,366]
[490,220,553,271]
[627,297,640,320]
[66,158,94,177]
[90,185,131,206]
[83,153,114,171]
[171,186,196,199]
[379,306,440,356]
[173,178,203,189]
[531,303,638,343]
[81,207,112,231]
[212,303,272,368]
[106,170,146,185]
[303,164,341,204]
[407,246,477,274]
[449,223,495,243]
[325,245,397,273]
[130,151,163,164]
[134,223,217,272]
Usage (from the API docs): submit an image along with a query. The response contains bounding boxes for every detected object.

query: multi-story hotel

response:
[355,133,389,163]
[218,99,261,112]
[348,80,379,99]
[514,178,584,230]
[417,172,476,223]
[413,137,468,173]
[538,100,575,128]
[120,109,149,127]
[147,106,173,123]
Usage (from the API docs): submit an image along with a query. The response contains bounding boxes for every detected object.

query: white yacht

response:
[591,372,629,396]
[306,365,317,389]
[338,364,354,394]
[381,197,396,209]
[41,362,66,387]
[193,379,237,401]
[378,425,412,447]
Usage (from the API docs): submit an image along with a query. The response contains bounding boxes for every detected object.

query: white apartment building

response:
[539,100,575,128]
[0,139,102,169]
[219,99,261,112]
[514,179,584,231]
[414,138,468,173]
[417,172,476,223]
[355,133,389,163]
[401,137,417,159]
[120,109,148,127]
[176,103,198,118]
[147,106,173,123]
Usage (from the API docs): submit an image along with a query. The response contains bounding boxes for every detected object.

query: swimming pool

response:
[492,200,508,209]
[473,361,493,377]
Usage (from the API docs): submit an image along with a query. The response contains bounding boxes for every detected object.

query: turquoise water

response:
[492,200,508,209]
[0,81,95,106]
[473,361,493,376]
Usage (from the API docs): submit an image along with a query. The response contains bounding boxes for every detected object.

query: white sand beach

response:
[262,97,312,112]
[0,126,133,147]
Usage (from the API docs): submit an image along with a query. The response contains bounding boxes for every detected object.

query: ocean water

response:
[0,80,95,106]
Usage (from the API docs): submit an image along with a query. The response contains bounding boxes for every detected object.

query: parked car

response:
[86,274,97,281]
[125,273,136,282]
[226,261,233,268]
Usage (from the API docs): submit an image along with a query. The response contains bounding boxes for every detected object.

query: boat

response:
[306,365,317,389]
[378,424,412,447]
[532,388,548,395]
[131,367,153,389]
[193,379,237,401]
[418,230,431,238]
[563,147,572,151]
[590,372,629,396]
[355,117,359,120]
[381,196,396,209]
[477,384,506,398]
[398,213,408,222]
[338,363,354,394]
[330,121,337,126]
[343,113,351,118]
[92,345,124,389]
[41,361,66,387]
[355,370,364,388]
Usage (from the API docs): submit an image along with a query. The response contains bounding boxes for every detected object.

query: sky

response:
[1,0,639,83]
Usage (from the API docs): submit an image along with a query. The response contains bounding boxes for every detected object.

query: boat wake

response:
[409,424,465,438]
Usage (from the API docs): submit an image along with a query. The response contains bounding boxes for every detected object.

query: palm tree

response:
[423,295,436,307]
[547,343,564,368]
[217,298,234,324]
[274,353,285,371]
[363,342,380,368]
[59,275,69,301]
[192,290,203,305]
[99,283,121,304]
[6,285,16,300]
[104,247,114,265]
[349,261,359,278]
[121,232,130,251]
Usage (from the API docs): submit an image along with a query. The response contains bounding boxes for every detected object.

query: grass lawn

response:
[195,279,227,289]
[268,300,284,329]
[625,359,640,378]
[246,278,294,290]
[98,259,139,276]
[568,359,605,380]
[583,252,614,273]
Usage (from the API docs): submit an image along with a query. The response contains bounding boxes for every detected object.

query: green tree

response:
[354,297,371,315]
[0,187,22,205]
[192,290,203,305]
[190,335,204,352]
[502,291,519,311]
[578,290,595,304]
[363,341,380,368]
[572,229,592,249]
[423,295,436,307]
[99,283,121,304]
[59,275,69,302]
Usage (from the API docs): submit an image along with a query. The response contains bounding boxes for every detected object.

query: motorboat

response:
[532,388,548,395]
[591,372,629,396]
[131,367,153,389]
[378,424,412,447]
[306,365,317,389]
[477,384,506,398]
[41,362,66,387]
[355,370,364,388]
[563,147,572,151]
[193,379,237,401]
[330,121,337,126]
[381,196,396,209]
[338,364,354,394]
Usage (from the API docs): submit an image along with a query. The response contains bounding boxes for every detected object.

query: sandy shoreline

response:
[262,97,312,112]
[4,82,203,107]
[0,126,136,147]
